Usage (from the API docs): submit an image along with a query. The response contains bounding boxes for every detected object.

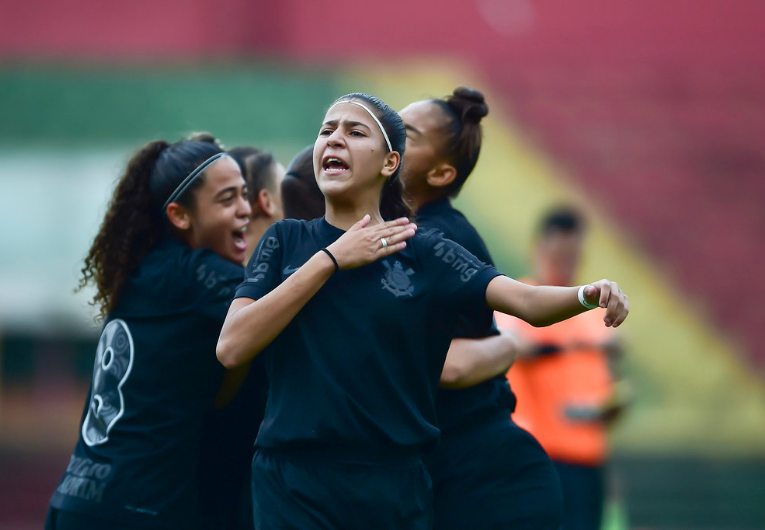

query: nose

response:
[238,195,252,217]
[326,128,345,148]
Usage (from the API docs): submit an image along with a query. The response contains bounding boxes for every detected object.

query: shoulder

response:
[184,247,244,302]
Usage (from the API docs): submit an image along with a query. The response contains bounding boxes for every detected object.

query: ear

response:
[381,151,401,178]
[256,188,277,218]
[165,203,192,231]
[425,162,457,189]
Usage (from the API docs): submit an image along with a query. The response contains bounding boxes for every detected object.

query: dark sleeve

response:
[234,222,284,301]
[190,250,245,322]
[417,228,503,311]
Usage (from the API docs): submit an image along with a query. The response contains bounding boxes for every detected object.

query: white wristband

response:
[578,285,599,310]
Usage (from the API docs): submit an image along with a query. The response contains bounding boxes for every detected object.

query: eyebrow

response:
[404,123,421,136]
[322,119,372,131]
[214,186,242,199]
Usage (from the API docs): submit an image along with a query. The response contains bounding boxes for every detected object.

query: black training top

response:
[49,238,243,530]
[416,199,517,433]
[234,217,502,458]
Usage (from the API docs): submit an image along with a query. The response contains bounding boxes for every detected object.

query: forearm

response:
[440,330,517,389]
[487,276,586,327]
[216,251,335,367]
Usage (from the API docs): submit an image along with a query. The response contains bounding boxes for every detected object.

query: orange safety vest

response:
[496,283,616,466]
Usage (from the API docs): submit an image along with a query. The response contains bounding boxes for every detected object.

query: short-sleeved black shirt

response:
[49,238,243,529]
[416,199,517,432]
[234,217,502,456]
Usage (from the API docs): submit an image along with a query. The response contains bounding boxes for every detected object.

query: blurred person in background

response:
[496,206,631,530]
[281,144,325,221]
[217,91,629,529]
[398,87,562,530]
[228,146,287,263]
[46,136,251,530]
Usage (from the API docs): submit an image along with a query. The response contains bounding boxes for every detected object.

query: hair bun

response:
[448,87,488,123]
[188,132,225,149]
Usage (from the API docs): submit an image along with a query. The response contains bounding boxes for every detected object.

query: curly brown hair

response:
[78,137,223,319]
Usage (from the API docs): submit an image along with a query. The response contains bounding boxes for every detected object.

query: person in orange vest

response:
[496,206,630,530]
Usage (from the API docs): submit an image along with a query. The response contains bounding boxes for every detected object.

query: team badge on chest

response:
[381,260,415,297]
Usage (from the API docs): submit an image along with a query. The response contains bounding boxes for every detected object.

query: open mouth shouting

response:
[232,224,248,252]
[322,156,350,175]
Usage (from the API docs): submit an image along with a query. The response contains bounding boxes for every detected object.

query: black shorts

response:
[424,417,563,530]
[251,449,432,530]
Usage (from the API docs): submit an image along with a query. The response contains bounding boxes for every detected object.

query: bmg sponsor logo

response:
[247,236,280,283]
[433,242,478,282]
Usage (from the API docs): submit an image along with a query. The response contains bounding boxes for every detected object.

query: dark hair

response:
[79,137,223,319]
[538,206,586,237]
[228,146,278,203]
[330,93,410,219]
[430,86,489,198]
[281,145,326,221]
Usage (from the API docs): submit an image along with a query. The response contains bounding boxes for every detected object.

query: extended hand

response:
[326,215,417,270]
[581,280,629,327]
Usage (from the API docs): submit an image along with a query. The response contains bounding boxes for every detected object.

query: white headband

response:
[327,100,392,152]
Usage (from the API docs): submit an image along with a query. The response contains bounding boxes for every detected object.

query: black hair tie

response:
[321,248,340,273]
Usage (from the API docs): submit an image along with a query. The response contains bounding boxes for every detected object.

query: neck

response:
[404,186,447,215]
[325,195,384,230]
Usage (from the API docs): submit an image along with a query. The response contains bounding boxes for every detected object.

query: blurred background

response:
[1,1,764,529]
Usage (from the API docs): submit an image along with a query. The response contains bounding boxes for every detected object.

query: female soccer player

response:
[47,137,251,530]
[400,87,563,529]
[217,92,629,530]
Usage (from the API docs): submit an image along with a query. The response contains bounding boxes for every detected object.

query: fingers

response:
[597,280,629,328]
[380,226,416,254]
[597,280,611,309]
[349,214,371,231]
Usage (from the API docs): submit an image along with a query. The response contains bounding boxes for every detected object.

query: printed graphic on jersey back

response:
[82,319,135,446]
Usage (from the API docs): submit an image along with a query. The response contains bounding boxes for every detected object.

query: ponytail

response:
[432,87,489,197]
[78,140,169,319]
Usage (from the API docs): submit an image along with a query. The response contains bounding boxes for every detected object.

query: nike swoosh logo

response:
[283,265,300,276]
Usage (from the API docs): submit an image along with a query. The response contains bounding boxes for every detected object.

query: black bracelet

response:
[320,248,340,273]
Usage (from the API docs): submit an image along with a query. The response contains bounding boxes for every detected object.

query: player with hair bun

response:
[46,135,251,530]
[400,87,564,529]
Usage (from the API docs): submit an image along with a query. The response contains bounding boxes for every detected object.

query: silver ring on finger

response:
[381,237,388,249]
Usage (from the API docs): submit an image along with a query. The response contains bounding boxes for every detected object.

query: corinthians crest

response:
[381,260,415,297]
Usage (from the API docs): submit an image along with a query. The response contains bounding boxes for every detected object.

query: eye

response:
[349,130,366,137]
[319,128,332,136]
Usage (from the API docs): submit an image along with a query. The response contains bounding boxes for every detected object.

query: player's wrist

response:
[577,285,599,310]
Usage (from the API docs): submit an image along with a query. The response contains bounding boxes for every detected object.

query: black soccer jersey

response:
[416,198,516,432]
[49,238,243,530]
[234,217,502,456]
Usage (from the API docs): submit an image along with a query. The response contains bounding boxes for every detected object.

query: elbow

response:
[440,360,470,388]
[216,338,243,369]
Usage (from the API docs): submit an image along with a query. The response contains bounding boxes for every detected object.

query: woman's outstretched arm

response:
[216,216,416,368]
[486,277,629,328]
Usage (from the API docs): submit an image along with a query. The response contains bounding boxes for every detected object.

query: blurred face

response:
[313,101,394,204]
[185,156,251,264]
[399,100,449,195]
[535,230,584,286]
